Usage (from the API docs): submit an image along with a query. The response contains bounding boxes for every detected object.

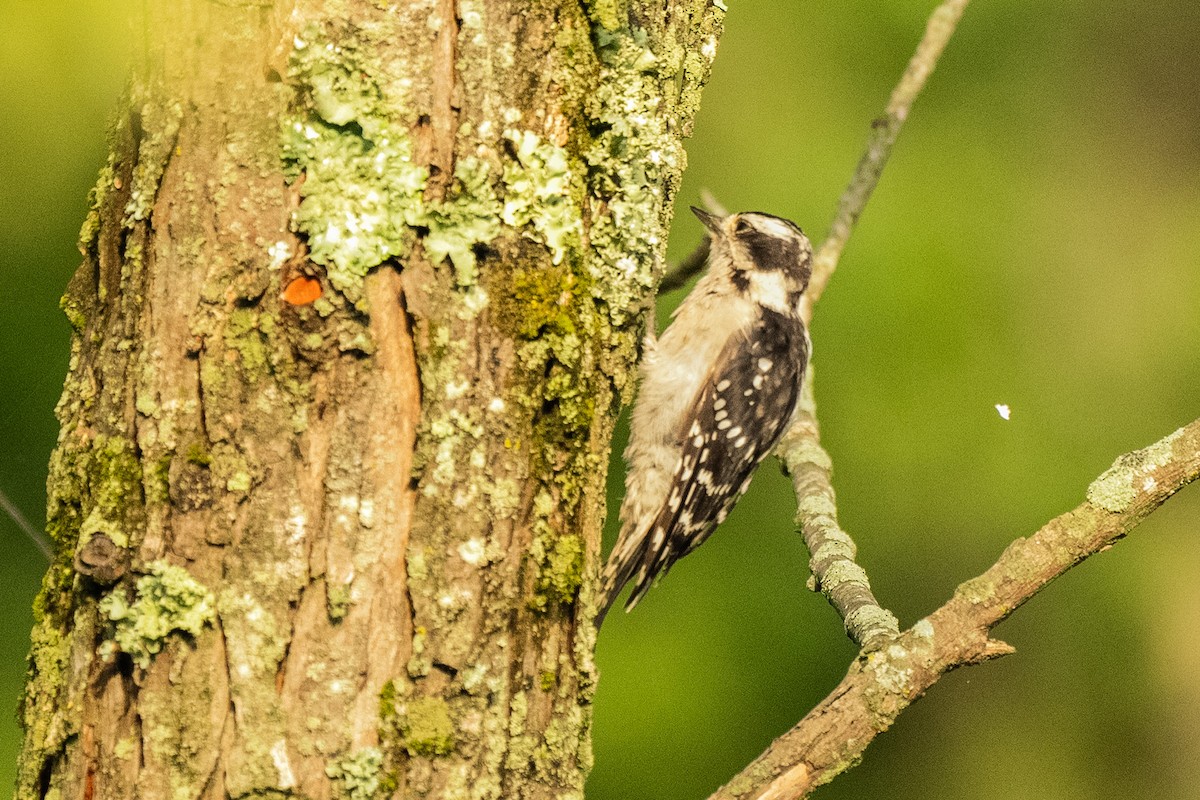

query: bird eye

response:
[734,218,754,235]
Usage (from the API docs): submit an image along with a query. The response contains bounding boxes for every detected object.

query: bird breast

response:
[631,286,757,447]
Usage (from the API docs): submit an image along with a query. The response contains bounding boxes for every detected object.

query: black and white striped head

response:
[692,207,813,311]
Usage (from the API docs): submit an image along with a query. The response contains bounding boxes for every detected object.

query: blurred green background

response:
[2,1,1198,798]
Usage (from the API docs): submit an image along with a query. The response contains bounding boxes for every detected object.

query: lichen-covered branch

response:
[776,372,898,650]
[713,418,1200,799]
[779,0,970,648]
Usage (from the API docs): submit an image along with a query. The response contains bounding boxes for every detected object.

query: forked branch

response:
[713,418,1200,799]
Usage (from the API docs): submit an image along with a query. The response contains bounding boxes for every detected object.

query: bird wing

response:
[619,308,808,612]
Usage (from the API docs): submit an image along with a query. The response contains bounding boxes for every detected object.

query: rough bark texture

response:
[16,2,723,798]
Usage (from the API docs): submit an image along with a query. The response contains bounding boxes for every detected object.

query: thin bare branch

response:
[716,418,1200,800]
[658,239,710,294]
[658,189,728,293]
[0,486,51,561]
[803,0,970,318]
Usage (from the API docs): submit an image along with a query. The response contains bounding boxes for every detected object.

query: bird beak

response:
[690,206,724,234]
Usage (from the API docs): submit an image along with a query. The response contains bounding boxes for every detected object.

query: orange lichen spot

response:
[283,276,322,305]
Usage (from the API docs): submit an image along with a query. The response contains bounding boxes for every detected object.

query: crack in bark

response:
[425,0,461,196]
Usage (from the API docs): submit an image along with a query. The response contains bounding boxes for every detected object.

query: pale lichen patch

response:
[98,561,216,669]
[423,156,503,286]
[326,747,385,799]
[282,28,427,303]
[1086,427,1183,513]
[502,129,583,266]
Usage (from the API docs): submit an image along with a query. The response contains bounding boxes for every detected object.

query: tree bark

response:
[15,2,723,798]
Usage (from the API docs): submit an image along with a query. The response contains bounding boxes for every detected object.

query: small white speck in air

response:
[726,426,743,439]
[758,357,773,372]
[716,379,731,391]
[995,403,1011,420]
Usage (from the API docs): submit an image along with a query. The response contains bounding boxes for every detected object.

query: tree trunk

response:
[15,2,721,798]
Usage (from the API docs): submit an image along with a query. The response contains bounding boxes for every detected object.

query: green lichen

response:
[583,0,625,31]
[59,291,87,332]
[1086,428,1182,513]
[78,158,116,251]
[502,129,582,266]
[282,27,427,302]
[225,471,252,493]
[326,581,351,622]
[185,441,212,467]
[20,624,70,738]
[424,409,485,491]
[209,444,255,498]
[397,696,455,757]
[585,29,687,326]
[224,308,271,380]
[407,623,430,678]
[379,679,398,719]
[51,434,145,554]
[326,747,385,800]
[532,706,587,786]
[539,670,557,692]
[423,155,502,286]
[214,587,286,676]
[532,530,585,609]
[112,736,136,760]
[98,560,216,668]
[499,265,582,340]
